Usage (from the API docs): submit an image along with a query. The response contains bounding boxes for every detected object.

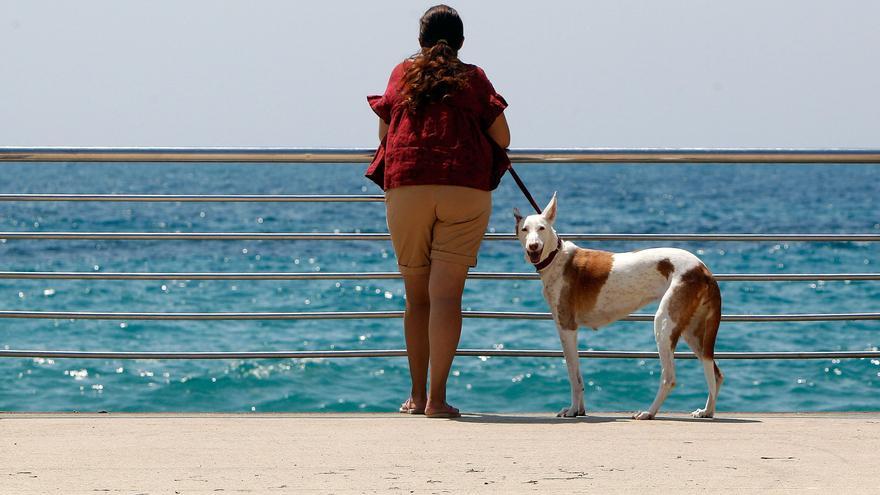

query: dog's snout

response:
[528,242,540,251]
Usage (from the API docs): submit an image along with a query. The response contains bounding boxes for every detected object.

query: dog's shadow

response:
[454,413,761,425]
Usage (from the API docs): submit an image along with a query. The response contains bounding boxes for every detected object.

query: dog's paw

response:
[632,411,655,420]
[556,406,583,418]
[691,408,714,419]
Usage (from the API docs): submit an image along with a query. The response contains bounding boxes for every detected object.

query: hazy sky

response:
[2,1,878,148]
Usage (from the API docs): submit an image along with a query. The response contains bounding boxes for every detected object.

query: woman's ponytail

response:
[400,5,470,113]
[428,38,455,60]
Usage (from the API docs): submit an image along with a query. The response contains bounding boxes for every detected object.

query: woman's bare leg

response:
[425,259,469,413]
[402,272,430,409]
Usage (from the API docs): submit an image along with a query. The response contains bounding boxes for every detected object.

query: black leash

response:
[507,165,542,214]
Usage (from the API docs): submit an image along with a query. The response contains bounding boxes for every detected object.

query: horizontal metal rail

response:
[2,232,879,242]
[1,349,878,360]
[1,310,878,322]
[0,194,385,202]
[2,147,880,163]
[1,271,878,281]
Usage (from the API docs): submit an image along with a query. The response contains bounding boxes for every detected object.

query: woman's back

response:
[368,60,507,190]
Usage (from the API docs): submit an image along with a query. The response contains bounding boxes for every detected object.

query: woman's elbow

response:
[488,114,510,148]
[490,128,510,149]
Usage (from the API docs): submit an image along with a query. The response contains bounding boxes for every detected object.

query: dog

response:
[514,193,723,420]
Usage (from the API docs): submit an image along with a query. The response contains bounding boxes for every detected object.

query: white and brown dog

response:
[515,193,723,420]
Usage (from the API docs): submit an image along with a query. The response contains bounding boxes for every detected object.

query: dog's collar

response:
[533,237,563,272]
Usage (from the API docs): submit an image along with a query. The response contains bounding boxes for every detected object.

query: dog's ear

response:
[541,192,558,224]
[513,207,523,223]
[513,207,524,235]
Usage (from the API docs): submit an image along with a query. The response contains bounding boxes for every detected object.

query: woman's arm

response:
[378,119,389,141]
[487,112,510,148]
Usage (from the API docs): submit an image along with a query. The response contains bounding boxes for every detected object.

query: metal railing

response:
[3,147,880,163]
[1,147,879,362]
[3,232,880,241]
[1,349,878,360]
[0,193,385,202]
[1,271,879,281]
[1,310,879,322]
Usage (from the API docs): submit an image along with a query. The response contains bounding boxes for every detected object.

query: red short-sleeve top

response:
[366,61,508,191]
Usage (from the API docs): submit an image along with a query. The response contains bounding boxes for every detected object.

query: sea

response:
[0,162,878,413]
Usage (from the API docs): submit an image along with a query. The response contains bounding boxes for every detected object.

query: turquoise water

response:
[0,162,878,413]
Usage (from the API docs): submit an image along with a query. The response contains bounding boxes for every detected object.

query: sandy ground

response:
[1,412,878,494]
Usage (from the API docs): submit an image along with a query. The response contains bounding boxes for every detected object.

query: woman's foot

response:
[424,402,461,418]
[398,397,426,414]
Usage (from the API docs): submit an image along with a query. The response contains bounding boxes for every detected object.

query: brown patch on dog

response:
[556,249,614,330]
[701,267,722,359]
[656,258,675,279]
[668,264,721,354]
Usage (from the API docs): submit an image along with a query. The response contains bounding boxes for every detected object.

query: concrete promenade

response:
[2,412,878,494]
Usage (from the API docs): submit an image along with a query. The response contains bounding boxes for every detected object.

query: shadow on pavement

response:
[454,413,761,424]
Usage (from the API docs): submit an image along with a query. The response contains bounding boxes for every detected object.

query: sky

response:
[2,0,878,148]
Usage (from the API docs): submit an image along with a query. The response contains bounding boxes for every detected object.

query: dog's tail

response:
[700,265,722,360]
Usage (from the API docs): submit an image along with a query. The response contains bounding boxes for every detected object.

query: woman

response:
[366,4,510,418]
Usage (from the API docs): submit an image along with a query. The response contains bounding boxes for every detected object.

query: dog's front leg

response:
[556,326,586,417]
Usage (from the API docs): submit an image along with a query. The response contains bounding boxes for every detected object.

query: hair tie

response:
[435,39,449,45]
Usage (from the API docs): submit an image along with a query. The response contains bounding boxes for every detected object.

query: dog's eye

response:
[538,226,546,231]
[520,227,527,232]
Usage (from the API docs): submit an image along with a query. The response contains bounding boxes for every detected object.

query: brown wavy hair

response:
[400,5,470,113]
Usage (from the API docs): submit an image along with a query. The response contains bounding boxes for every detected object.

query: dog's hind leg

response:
[693,359,721,418]
[684,323,723,418]
[685,276,723,418]
[633,302,678,420]
[556,327,586,418]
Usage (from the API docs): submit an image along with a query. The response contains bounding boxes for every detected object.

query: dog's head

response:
[514,192,558,264]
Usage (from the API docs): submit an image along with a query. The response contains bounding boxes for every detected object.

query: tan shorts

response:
[385,185,492,275]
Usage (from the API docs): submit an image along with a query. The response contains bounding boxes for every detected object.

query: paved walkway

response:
[2,412,878,493]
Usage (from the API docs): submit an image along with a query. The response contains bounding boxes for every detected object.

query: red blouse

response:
[366,61,508,191]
